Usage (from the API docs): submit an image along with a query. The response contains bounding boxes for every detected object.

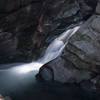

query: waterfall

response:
[38,26,80,64]
[0,26,80,73]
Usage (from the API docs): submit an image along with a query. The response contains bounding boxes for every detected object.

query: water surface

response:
[0,68,100,100]
[0,26,100,100]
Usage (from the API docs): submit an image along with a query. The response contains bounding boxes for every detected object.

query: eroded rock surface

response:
[37,0,100,90]
[0,0,97,63]
[37,57,93,83]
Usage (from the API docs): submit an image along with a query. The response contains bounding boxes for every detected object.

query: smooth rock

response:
[37,57,92,83]
[37,1,100,87]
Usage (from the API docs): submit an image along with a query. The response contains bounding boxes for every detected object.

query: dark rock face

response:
[0,0,41,13]
[0,32,18,63]
[37,0,100,90]
[0,0,43,63]
[32,0,95,48]
[37,57,92,83]
[0,0,98,63]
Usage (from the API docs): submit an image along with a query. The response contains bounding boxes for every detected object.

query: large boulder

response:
[37,57,92,83]
[37,0,100,89]
[62,0,100,74]
[63,15,100,72]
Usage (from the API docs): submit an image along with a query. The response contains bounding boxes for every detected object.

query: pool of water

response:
[0,66,100,100]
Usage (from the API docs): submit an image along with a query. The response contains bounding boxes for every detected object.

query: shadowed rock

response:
[37,1,100,90]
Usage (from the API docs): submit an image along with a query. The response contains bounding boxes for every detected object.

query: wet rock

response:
[37,57,92,83]
[63,0,100,84]
[91,17,100,33]
[91,75,100,90]
[0,32,18,63]
[64,18,100,72]
[0,0,97,63]
[56,0,100,85]
[37,1,100,87]
[80,80,96,90]
[32,0,94,48]
[37,67,54,81]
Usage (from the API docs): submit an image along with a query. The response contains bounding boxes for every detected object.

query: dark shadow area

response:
[0,64,100,100]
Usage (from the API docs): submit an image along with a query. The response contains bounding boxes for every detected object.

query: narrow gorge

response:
[0,0,100,100]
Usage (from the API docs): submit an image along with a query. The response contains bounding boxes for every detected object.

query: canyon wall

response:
[0,0,43,63]
[37,0,100,90]
[0,0,97,63]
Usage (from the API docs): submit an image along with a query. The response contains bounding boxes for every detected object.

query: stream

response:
[0,26,100,100]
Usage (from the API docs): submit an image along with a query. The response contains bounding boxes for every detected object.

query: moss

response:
[69,44,82,53]
[62,46,90,70]
[67,43,86,59]
[75,59,85,67]
[77,34,91,42]
[71,56,91,70]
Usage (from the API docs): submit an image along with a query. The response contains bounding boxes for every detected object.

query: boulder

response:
[37,1,100,90]
[64,16,100,72]
[0,0,98,63]
[37,57,92,83]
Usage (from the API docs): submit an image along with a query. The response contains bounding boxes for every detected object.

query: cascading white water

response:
[38,26,80,64]
[0,26,80,73]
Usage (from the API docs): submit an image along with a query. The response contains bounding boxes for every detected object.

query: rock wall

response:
[0,0,97,63]
[63,0,100,73]
[37,0,100,90]
[0,0,43,63]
